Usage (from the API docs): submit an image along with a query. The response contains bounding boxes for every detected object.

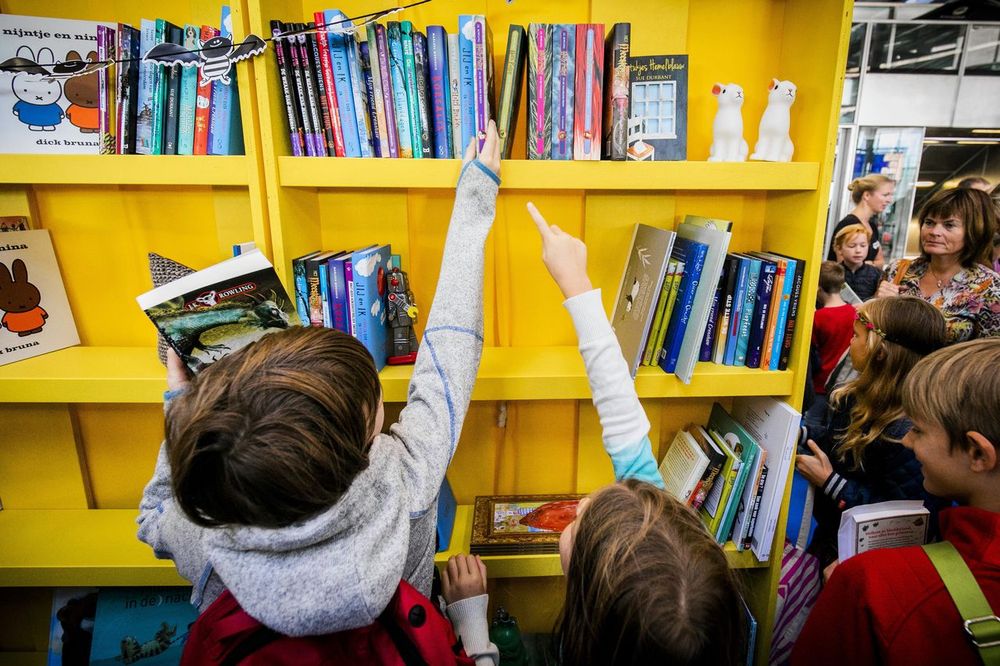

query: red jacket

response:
[811,303,855,394]
[792,506,1000,666]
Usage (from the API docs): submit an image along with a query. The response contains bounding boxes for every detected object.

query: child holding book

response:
[792,338,1000,666]
[805,261,857,428]
[138,124,503,661]
[795,296,949,568]
[442,204,745,664]
[833,223,881,301]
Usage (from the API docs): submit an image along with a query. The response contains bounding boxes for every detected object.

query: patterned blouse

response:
[884,257,1000,342]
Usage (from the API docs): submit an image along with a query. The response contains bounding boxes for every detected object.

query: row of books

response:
[293,245,396,371]
[611,217,805,383]
[658,398,799,562]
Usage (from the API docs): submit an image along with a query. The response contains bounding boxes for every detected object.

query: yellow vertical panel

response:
[673,192,768,252]
[653,398,718,458]
[488,577,566,634]
[574,404,614,493]
[75,404,165,510]
[0,405,87,509]
[447,402,503,502]
[494,402,576,495]
[0,186,35,219]
[591,0,688,55]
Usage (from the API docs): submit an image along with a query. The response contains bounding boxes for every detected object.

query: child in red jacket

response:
[792,338,1000,666]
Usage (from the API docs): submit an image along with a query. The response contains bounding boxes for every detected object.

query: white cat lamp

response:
[750,79,796,162]
[708,83,748,162]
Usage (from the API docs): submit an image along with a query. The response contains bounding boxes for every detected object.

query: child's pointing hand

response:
[528,201,593,299]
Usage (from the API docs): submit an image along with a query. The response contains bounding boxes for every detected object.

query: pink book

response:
[573,24,604,160]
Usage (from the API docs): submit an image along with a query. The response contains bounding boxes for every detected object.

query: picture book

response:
[602,23,631,160]
[89,587,198,666]
[457,15,477,156]
[627,55,688,161]
[610,223,675,377]
[0,230,79,366]
[659,429,710,504]
[526,23,551,160]
[352,244,391,371]
[137,250,300,373]
[0,14,114,154]
[47,588,97,666]
[573,24,604,160]
[549,24,575,160]
[471,493,583,555]
[497,24,526,159]
[838,500,929,561]
[730,396,799,562]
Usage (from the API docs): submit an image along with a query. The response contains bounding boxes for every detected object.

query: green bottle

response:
[489,607,530,666]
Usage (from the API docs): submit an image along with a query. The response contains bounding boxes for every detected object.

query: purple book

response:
[426,25,452,158]
[374,24,399,158]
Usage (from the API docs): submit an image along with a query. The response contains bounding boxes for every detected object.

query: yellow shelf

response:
[0,155,251,186]
[0,505,762,587]
[0,345,794,403]
[279,157,820,191]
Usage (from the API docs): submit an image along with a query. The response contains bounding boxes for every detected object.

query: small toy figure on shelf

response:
[708,83,748,162]
[750,78,797,162]
[386,265,419,365]
[489,607,529,666]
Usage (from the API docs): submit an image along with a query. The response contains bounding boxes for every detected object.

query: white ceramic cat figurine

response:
[750,79,796,162]
[708,83,747,162]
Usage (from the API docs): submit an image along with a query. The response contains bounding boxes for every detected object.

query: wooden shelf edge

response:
[279,156,820,191]
[0,155,251,186]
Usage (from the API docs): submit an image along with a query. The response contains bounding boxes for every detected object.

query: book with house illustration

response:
[136,250,300,373]
[626,54,688,161]
[0,229,79,366]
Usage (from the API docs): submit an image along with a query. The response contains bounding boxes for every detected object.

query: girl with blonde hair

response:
[827,174,895,267]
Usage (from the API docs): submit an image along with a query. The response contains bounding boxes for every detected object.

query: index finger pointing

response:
[527,202,552,238]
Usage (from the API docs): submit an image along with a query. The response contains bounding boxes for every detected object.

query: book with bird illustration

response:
[137,250,300,373]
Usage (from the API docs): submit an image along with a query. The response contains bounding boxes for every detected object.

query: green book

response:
[644,260,684,365]
[400,21,423,159]
[150,18,173,155]
[642,261,677,366]
[701,429,740,537]
[496,24,526,158]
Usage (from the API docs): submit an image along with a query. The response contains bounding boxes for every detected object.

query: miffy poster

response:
[0,229,79,366]
[0,14,114,154]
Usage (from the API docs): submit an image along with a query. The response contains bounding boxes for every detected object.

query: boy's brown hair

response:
[902,338,1000,453]
[917,187,998,268]
[818,260,846,294]
[166,326,382,529]
[554,479,745,665]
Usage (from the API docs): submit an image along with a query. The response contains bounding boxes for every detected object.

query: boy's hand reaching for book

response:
[466,120,501,178]
[528,202,593,299]
[166,348,191,393]
[441,553,488,604]
[795,439,833,487]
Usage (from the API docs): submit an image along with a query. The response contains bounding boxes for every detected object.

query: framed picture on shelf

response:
[471,493,584,556]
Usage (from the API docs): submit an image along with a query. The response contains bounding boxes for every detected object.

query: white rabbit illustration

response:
[750,79,796,162]
[708,83,747,162]
[8,46,65,131]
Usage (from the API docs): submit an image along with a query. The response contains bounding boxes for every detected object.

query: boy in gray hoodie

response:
[136,125,502,661]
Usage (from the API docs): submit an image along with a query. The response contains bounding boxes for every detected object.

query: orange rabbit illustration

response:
[64,50,100,133]
[0,259,48,336]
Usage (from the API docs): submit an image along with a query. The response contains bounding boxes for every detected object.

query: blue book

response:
[734,256,762,367]
[549,24,575,160]
[352,244,391,371]
[135,19,158,155]
[427,25,452,158]
[358,40,382,157]
[724,256,750,366]
[699,265,728,362]
[386,22,414,158]
[436,477,458,552]
[208,6,235,155]
[318,258,334,328]
[292,251,322,326]
[658,238,708,374]
[457,15,476,155]
[89,587,198,666]
[177,24,200,154]
[328,252,351,333]
[343,22,373,157]
[324,10,361,157]
[745,259,777,368]
[754,253,798,371]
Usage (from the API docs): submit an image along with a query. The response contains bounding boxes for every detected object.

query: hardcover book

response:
[386,21,414,158]
[602,23,630,160]
[0,14,113,154]
[400,21,424,159]
[610,223,676,377]
[838,500,929,561]
[89,587,198,666]
[627,54,688,161]
[97,24,116,155]
[496,24,526,159]
[47,588,97,666]
[358,40,383,157]
[777,255,806,371]
[412,31,434,159]
[745,257,777,369]
[426,25,453,159]
[207,7,237,156]
[161,23,183,155]
[526,23,551,160]
[374,23,401,158]
[136,250,300,373]
[176,24,199,155]
[272,22,304,156]
[116,23,141,154]
[0,230,79,366]
[366,24,393,157]
[471,494,583,556]
[573,24,604,160]
[192,25,217,155]
[343,23,373,158]
[659,429,710,504]
[457,15,477,156]
[733,255,762,367]
[714,254,741,365]
[324,11,360,157]
[706,402,761,544]
[352,244,391,370]
[470,15,494,154]
[150,19,176,156]
[642,259,683,366]
[136,18,159,154]
[309,17,339,157]
[549,24,575,161]
[447,33,462,157]
[658,237,708,376]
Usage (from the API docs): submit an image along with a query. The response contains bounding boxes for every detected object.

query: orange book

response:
[192,25,217,155]
[759,255,787,369]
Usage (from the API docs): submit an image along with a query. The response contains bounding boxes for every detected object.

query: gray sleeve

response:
[386,161,498,514]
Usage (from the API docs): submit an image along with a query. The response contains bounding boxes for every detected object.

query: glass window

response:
[629,81,678,139]
[868,23,965,73]
[965,24,1000,74]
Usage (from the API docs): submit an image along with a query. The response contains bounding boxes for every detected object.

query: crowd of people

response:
[133,126,1000,666]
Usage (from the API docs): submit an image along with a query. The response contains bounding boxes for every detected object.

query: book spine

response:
[496,25,525,159]
[193,26,217,155]
[296,28,326,157]
[97,25,113,155]
[400,22,423,159]
[745,262,777,369]
[549,25,574,160]
[447,33,462,157]
[734,260,761,366]
[177,25,199,155]
[723,258,747,366]
[314,13,346,157]
[768,259,797,371]
[329,258,349,333]
[366,24,393,158]
[345,259,357,336]
[650,261,684,365]
[150,18,167,155]
[458,15,476,156]
[759,260,786,369]
[325,13,359,157]
[642,263,675,366]
[292,256,312,324]
[659,245,707,374]
[345,33,373,158]
[306,25,335,156]
[358,41,383,157]
[742,465,769,551]
[412,32,434,159]
[163,24,183,155]
[208,12,237,156]
[427,26,452,159]
[374,24,399,158]
[602,23,630,161]
[778,259,805,371]
[135,19,157,155]
[306,258,324,326]
[573,24,604,160]
[271,23,304,156]
[472,15,489,153]
[717,454,754,544]
[713,257,737,365]
[118,24,140,154]
[387,22,414,158]
[319,261,333,327]
[699,270,726,362]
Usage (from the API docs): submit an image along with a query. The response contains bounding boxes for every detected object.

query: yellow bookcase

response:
[0,0,851,663]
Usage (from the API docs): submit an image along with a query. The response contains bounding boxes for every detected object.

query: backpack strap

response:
[923,541,1000,665]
